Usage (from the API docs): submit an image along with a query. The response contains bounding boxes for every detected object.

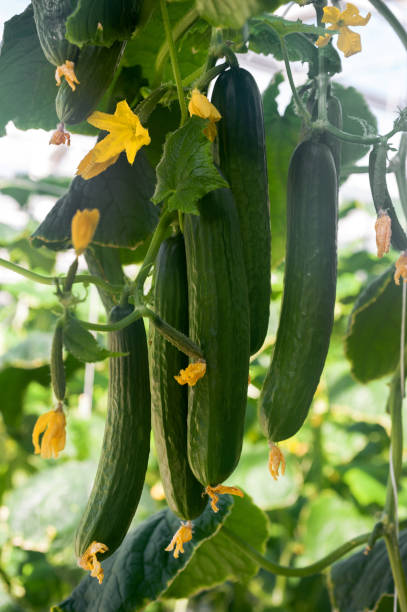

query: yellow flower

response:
[32,404,66,459]
[76,148,119,180]
[55,60,80,91]
[49,123,71,146]
[205,484,244,513]
[188,89,221,142]
[174,361,206,386]
[79,541,109,584]
[316,3,371,57]
[375,210,392,258]
[71,208,100,256]
[268,444,286,481]
[394,252,407,285]
[165,522,193,558]
[86,100,151,165]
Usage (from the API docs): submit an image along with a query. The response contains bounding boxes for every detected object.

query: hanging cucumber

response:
[56,41,125,125]
[184,188,250,487]
[75,303,151,561]
[150,235,206,520]
[32,0,79,66]
[259,138,338,442]
[212,67,271,354]
[369,143,407,252]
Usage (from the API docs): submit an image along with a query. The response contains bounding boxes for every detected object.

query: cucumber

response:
[212,67,271,354]
[184,188,250,486]
[310,89,342,178]
[32,0,79,66]
[259,138,337,442]
[149,235,206,520]
[56,41,125,125]
[75,304,151,560]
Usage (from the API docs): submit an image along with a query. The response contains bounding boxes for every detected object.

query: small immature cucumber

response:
[51,320,65,402]
[32,0,79,66]
[259,139,337,442]
[56,41,125,125]
[212,67,271,354]
[75,304,151,560]
[150,235,206,520]
[184,188,250,487]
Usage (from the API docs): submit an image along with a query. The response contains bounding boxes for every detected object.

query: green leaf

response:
[164,494,269,599]
[65,0,142,47]
[63,315,121,363]
[332,82,378,168]
[31,150,158,251]
[0,5,58,135]
[196,0,284,29]
[152,116,228,213]
[262,75,301,267]
[328,529,407,612]
[256,14,329,37]
[57,496,233,611]
[345,265,402,382]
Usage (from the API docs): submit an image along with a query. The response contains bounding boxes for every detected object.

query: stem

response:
[144,307,204,360]
[134,209,176,294]
[280,37,311,123]
[135,85,170,126]
[155,8,200,77]
[319,122,381,145]
[63,258,78,293]
[0,257,122,295]
[160,0,188,126]
[222,526,371,577]
[369,0,407,54]
[79,306,147,332]
[384,529,407,612]
[189,62,228,91]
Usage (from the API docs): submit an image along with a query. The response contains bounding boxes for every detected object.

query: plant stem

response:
[134,208,176,295]
[319,122,381,145]
[280,37,311,123]
[189,62,228,91]
[160,0,188,126]
[79,306,147,332]
[0,257,122,295]
[155,8,199,78]
[369,0,407,54]
[384,528,407,612]
[222,526,371,577]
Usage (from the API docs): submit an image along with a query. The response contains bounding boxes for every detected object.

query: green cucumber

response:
[212,67,271,354]
[32,0,79,66]
[75,304,151,560]
[150,235,206,520]
[259,138,337,442]
[184,188,250,486]
[309,88,343,178]
[369,144,407,252]
[56,41,125,125]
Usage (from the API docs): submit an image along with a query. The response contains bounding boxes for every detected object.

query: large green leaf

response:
[328,529,407,612]
[63,315,122,363]
[0,5,57,135]
[152,116,228,213]
[196,0,284,28]
[31,149,158,251]
[56,496,233,611]
[332,82,378,168]
[345,265,403,382]
[66,0,142,47]
[262,74,301,267]
[164,494,269,599]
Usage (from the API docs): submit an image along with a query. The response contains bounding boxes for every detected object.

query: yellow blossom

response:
[71,208,100,256]
[268,444,286,481]
[316,3,371,58]
[394,252,407,285]
[165,522,193,558]
[174,361,206,386]
[79,541,109,584]
[55,60,80,91]
[32,404,66,459]
[86,100,151,165]
[375,210,392,258]
[205,484,244,513]
[49,123,71,146]
[76,147,119,180]
[188,89,221,142]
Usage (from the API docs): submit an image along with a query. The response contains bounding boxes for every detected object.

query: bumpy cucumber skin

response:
[184,188,250,487]
[259,140,337,442]
[56,41,125,125]
[75,304,150,560]
[32,0,79,66]
[212,68,271,354]
[150,236,206,520]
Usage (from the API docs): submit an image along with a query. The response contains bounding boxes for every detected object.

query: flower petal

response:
[32,412,53,454]
[125,132,151,165]
[321,6,340,25]
[71,208,100,255]
[337,25,362,57]
[188,89,221,122]
[174,361,206,386]
[92,131,130,163]
[76,148,119,180]
[316,33,332,48]
[341,3,371,26]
